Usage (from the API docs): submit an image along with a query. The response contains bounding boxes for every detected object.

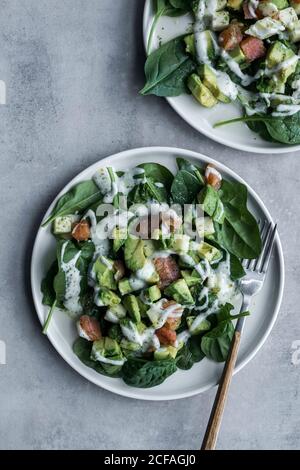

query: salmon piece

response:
[154,256,181,289]
[72,220,90,241]
[205,164,222,190]
[163,300,183,331]
[156,326,177,346]
[78,315,102,341]
[240,36,266,62]
[219,23,243,51]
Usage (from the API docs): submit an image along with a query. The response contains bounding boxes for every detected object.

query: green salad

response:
[41,158,261,388]
[142,0,300,145]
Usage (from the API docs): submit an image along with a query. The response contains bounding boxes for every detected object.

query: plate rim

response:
[31,146,285,401]
[142,0,300,155]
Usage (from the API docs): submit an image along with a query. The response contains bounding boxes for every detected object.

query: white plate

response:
[31,147,284,400]
[143,0,300,154]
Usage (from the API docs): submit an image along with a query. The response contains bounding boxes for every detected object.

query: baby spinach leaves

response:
[176,337,205,370]
[138,162,174,190]
[171,157,204,204]
[214,180,262,260]
[128,163,173,204]
[141,37,196,97]
[42,181,103,227]
[215,113,300,145]
[122,357,177,388]
[229,254,246,281]
[41,261,58,307]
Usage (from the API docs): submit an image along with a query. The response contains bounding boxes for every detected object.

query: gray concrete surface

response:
[0,0,299,450]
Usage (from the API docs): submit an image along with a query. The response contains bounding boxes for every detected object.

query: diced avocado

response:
[229,46,245,64]
[267,41,297,81]
[289,19,300,42]
[124,238,146,272]
[216,0,227,9]
[135,260,159,285]
[227,0,243,10]
[120,318,146,345]
[97,288,121,307]
[91,337,123,363]
[181,270,202,287]
[197,241,222,263]
[93,167,113,194]
[143,240,156,257]
[164,279,194,305]
[198,65,230,103]
[93,256,117,290]
[195,30,218,62]
[137,297,149,317]
[187,316,211,335]
[245,18,284,40]
[108,324,123,342]
[184,34,195,56]
[196,216,215,239]
[198,185,220,218]
[53,215,78,235]
[171,235,190,254]
[123,295,141,323]
[271,0,289,9]
[112,226,127,253]
[154,346,178,361]
[144,285,161,303]
[188,74,218,108]
[212,11,230,32]
[279,7,298,28]
[291,1,300,15]
[104,304,127,323]
[120,338,142,356]
[118,278,134,296]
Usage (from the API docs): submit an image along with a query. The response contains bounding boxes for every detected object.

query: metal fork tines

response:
[236,220,277,332]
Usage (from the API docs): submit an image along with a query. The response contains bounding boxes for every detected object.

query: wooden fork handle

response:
[201,331,242,451]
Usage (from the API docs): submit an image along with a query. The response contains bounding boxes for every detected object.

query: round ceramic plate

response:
[143,0,300,154]
[31,147,284,400]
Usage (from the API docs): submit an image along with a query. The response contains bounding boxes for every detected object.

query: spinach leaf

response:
[128,177,168,204]
[141,37,196,97]
[73,338,123,378]
[171,170,202,204]
[41,261,58,306]
[214,113,300,145]
[217,180,262,259]
[217,303,250,323]
[230,253,246,281]
[201,320,234,363]
[176,336,205,370]
[138,162,174,190]
[122,357,177,388]
[176,157,205,184]
[42,180,103,227]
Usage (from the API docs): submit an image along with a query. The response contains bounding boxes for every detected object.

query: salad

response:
[142,0,300,145]
[41,158,261,389]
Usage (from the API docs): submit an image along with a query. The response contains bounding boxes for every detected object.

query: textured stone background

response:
[0,0,299,450]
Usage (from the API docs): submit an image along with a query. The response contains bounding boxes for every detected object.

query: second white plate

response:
[31,147,284,400]
[143,0,300,154]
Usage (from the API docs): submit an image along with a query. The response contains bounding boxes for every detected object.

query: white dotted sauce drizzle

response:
[60,242,82,314]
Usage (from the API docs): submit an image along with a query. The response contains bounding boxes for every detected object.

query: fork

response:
[201,220,277,451]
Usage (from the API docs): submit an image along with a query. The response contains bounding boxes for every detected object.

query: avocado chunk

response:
[181,270,202,287]
[164,279,194,305]
[229,46,245,64]
[105,304,127,324]
[91,337,124,374]
[144,285,162,303]
[184,34,195,57]
[53,215,78,235]
[271,0,288,9]
[227,0,243,10]
[196,216,215,239]
[112,226,127,253]
[123,295,141,323]
[289,20,300,43]
[170,235,190,254]
[120,338,142,356]
[279,7,298,28]
[266,41,297,82]
[124,238,146,272]
[198,65,231,103]
[154,346,178,361]
[212,11,230,32]
[188,74,218,108]
[198,241,222,263]
[96,288,121,307]
[187,316,211,335]
[93,256,117,290]
[118,278,134,296]
[120,319,146,346]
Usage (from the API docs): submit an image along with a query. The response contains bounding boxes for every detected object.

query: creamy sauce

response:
[245,18,285,39]
[93,349,126,366]
[98,167,146,204]
[147,299,184,329]
[272,103,300,116]
[248,0,259,18]
[77,321,91,341]
[60,242,82,314]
